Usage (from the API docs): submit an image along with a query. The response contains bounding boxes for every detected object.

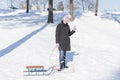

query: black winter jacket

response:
[55,21,75,51]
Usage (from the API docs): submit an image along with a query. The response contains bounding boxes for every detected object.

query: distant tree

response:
[19,1,26,9]
[48,0,53,23]
[83,0,89,11]
[57,1,64,11]
[7,0,18,9]
[10,0,13,8]
[31,0,40,10]
[88,0,95,11]
[81,0,85,11]
[74,0,84,11]
[42,0,48,11]
[35,0,39,10]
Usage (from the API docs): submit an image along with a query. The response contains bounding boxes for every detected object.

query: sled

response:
[24,65,54,76]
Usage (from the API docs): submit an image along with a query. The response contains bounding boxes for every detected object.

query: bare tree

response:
[81,0,85,11]
[57,1,64,11]
[74,0,82,11]
[10,0,13,8]
[35,0,39,10]
[26,0,29,13]
[88,0,95,11]
[31,0,40,10]
[95,0,99,16]
[48,0,53,23]
[42,0,48,11]
[70,0,74,21]
[19,1,26,9]
[88,0,90,11]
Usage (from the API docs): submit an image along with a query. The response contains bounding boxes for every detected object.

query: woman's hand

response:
[73,26,76,31]
[56,43,59,48]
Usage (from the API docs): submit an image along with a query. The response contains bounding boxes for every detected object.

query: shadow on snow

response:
[66,51,79,64]
[0,23,48,57]
[109,69,120,80]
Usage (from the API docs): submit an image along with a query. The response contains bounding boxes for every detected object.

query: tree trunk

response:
[95,0,99,16]
[82,0,85,11]
[88,0,90,11]
[26,0,29,13]
[70,0,74,21]
[48,0,53,23]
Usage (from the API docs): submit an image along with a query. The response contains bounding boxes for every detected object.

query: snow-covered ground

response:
[0,10,120,80]
[101,11,120,24]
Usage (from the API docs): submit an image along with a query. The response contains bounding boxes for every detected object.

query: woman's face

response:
[63,15,71,24]
[63,19,68,24]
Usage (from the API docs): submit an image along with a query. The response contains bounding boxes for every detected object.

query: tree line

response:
[7,0,99,22]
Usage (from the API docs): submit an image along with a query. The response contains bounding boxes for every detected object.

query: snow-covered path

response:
[0,10,120,80]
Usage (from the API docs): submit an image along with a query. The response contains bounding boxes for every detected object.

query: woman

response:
[55,15,76,71]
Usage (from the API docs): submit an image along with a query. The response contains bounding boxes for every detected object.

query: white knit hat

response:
[63,15,71,21]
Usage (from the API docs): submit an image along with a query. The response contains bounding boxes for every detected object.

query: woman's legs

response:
[63,50,66,67]
[59,50,68,70]
[59,50,64,69]
[63,50,68,68]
